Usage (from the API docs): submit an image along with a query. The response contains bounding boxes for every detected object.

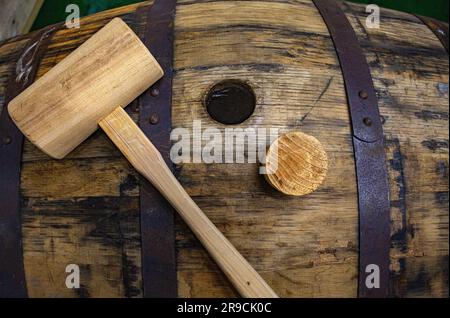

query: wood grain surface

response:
[100,107,278,297]
[264,131,328,196]
[0,0,43,41]
[0,0,447,297]
[8,17,163,159]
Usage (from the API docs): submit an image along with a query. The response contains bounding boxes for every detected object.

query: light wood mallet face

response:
[7,17,163,159]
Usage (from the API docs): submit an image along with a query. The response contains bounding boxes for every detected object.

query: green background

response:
[31,0,449,31]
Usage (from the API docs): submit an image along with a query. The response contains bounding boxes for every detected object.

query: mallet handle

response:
[99,107,278,298]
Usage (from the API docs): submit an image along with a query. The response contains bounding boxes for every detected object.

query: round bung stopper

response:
[264,131,328,196]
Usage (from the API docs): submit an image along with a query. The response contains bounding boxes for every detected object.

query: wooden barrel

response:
[0,0,448,297]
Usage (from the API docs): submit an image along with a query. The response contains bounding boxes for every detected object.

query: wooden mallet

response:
[7,18,277,298]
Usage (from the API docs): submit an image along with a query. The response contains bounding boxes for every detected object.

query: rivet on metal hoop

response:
[149,113,159,125]
[150,87,160,97]
[363,117,372,127]
[2,136,12,145]
[359,90,369,99]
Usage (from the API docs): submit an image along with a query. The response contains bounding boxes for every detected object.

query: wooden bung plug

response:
[263,131,328,196]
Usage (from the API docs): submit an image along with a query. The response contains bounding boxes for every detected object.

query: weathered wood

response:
[100,107,278,297]
[0,0,447,297]
[0,0,44,41]
[1,2,152,298]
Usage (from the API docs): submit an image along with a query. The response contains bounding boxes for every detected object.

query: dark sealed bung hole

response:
[205,80,256,125]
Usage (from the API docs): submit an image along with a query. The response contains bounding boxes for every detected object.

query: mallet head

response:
[8,18,163,159]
